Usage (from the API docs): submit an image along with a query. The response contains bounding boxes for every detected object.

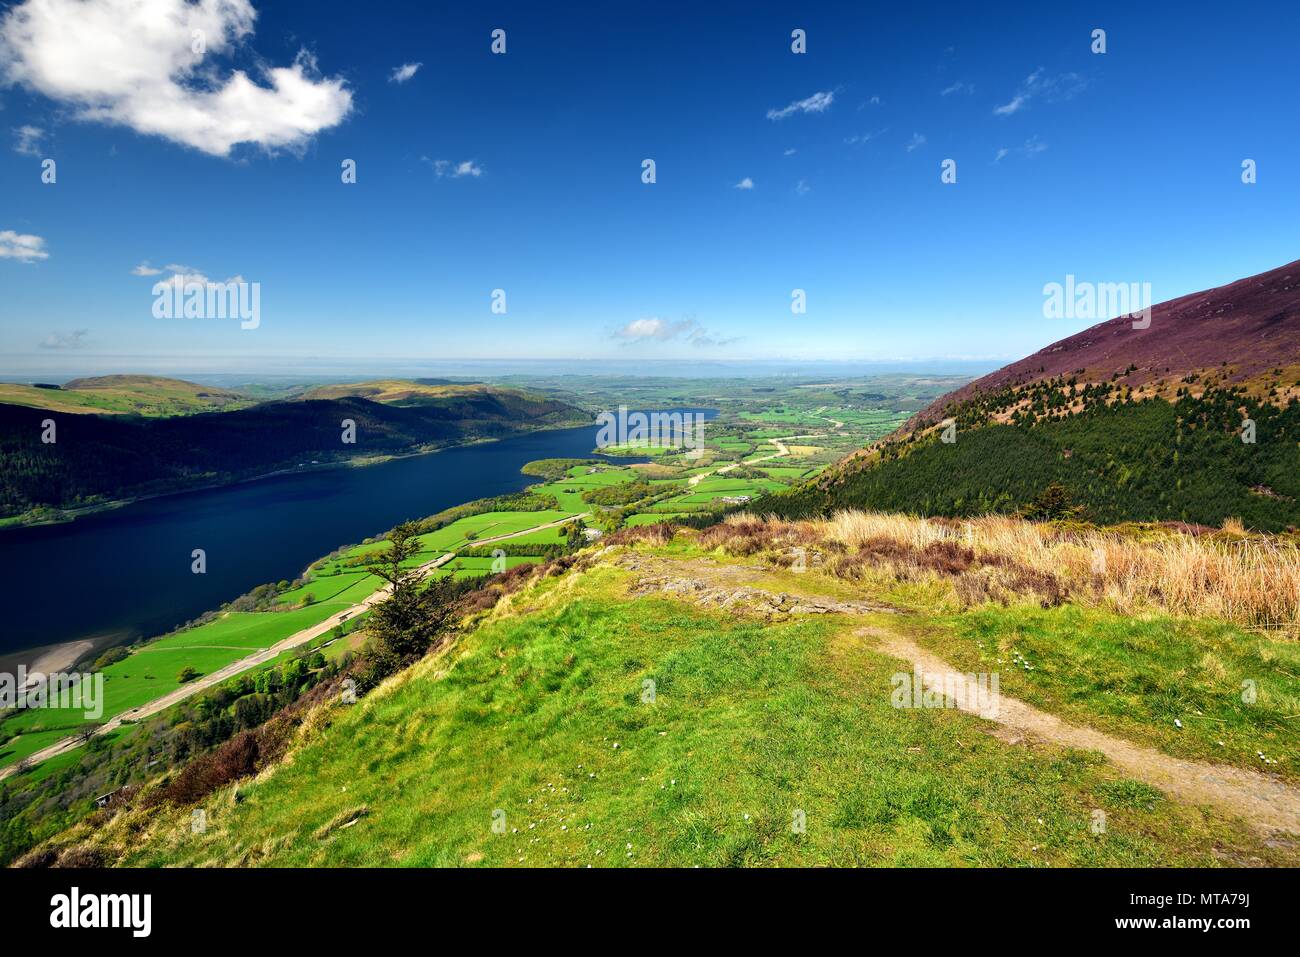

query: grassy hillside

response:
[0,387,588,523]
[766,384,1300,532]
[0,375,250,416]
[299,380,493,404]
[27,514,1300,867]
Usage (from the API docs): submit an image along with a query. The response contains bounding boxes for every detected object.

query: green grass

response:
[1,505,586,771]
[625,512,693,526]
[0,376,249,417]
[919,605,1300,780]
[0,601,352,765]
[598,442,672,457]
[102,566,1291,867]
[274,571,373,607]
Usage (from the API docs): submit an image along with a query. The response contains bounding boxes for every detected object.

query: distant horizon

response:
[0,356,1002,384]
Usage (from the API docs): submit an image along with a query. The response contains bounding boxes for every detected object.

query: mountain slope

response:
[910,258,1300,430]
[0,386,588,522]
[767,261,1300,530]
[297,380,586,423]
[0,375,249,417]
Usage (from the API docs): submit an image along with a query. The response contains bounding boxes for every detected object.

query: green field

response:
[0,375,250,417]
[1,503,592,771]
[0,600,354,752]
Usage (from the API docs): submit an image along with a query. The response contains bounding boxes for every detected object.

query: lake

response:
[0,414,711,666]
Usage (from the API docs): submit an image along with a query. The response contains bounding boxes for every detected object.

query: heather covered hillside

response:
[766,263,1300,531]
[909,259,1300,430]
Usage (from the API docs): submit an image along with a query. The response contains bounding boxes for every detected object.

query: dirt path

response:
[0,513,589,779]
[868,628,1300,834]
[622,555,1300,834]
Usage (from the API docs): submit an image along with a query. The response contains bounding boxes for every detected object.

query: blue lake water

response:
[0,414,710,664]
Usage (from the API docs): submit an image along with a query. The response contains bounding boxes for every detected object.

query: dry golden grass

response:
[713,509,1300,628]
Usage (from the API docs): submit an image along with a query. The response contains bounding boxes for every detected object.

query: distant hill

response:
[0,384,588,523]
[909,258,1300,430]
[300,379,477,403]
[765,261,1300,531]
[0,375,250,417]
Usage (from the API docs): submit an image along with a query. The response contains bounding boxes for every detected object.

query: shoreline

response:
[0,638,100,680]
[1,419,598,667]
[0,418,592,533]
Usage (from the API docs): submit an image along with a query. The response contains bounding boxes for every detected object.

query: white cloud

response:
[0,0,352,157]
[845,128,886,146]
[389,62,421,84]
[795,179,810,196]
[39,328,88,349]
[993,94,1027,116]
[423,157,483,178]
[613,317,736,348]
[783,147,796,156]
[734,177,753,190]
[994,147,1010,163]
[134,261,244,289]
[940,81,972,96]
[13,123,42,154]
[994,69,1086,116]
[766,90,833,120]
[0,229,48,261]
[905,133,926,152]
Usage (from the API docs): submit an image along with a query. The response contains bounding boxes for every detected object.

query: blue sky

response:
[1,0,1297,376]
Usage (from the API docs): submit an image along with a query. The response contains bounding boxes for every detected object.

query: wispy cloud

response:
[389,62,421,84]
[733,177,754,190]
[845,128,887,146]
[905,133,927,152]
[994,135,1048,161]
[795,179,810,196]
[39,328,88,350]
[993,69,1087,116]
[422,157,484,178]
[0,0,352,157]
[0,229,48,262]
[858,95,881,109]
[783,147,797,156]
[1022,135,1048,155]
[131,261,162,276]
[766,90,834,120]
[13,124,43,155]
[940,81,973,96]
[613,317,737,348]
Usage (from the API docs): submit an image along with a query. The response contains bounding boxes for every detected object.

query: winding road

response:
[0,513,588,779]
